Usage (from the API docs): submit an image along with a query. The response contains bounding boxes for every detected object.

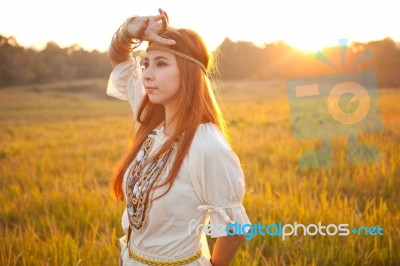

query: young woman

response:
[107,9,251,266]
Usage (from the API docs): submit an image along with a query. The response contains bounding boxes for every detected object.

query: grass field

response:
[0,78,399,265]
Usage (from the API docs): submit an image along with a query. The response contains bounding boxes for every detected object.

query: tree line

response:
[217,37,400,88]
[1,34,399,88]
[0,36,111,87]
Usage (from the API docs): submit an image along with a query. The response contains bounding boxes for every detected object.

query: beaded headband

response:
[146,45,206,72]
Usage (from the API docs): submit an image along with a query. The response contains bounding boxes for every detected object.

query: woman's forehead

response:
[145,49,175,60]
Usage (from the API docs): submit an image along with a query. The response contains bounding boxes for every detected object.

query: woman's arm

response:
[107,8,176,69]
[107,16,148,69]
[210,234,246,266]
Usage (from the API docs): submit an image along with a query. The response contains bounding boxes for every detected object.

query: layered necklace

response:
[126,124,175,232]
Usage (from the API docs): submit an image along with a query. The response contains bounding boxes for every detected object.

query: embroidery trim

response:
[126,124,175,232]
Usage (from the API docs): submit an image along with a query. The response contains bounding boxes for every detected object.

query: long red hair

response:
[111,28,228,201]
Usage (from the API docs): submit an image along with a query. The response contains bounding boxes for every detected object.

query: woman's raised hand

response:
[126,8,176,46]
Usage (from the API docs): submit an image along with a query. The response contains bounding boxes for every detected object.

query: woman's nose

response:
[142,68,153,81]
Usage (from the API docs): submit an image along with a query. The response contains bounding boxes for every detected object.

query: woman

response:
[107,9,251,266]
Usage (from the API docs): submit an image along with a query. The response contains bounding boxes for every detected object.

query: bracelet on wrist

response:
[120,20,142,47]
[111,33,133,55]
[110,17,143,55]
[123,16,138,39]
[115,29,133,50]
[111,40,130,55]
[121,25,142,47]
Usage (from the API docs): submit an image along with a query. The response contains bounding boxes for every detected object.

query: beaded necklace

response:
[126,124,175,233]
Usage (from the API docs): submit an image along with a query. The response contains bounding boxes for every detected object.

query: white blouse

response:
[107,56,251,266]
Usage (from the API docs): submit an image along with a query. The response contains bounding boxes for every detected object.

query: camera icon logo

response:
[327,81,370,125]
[286,40,382,168]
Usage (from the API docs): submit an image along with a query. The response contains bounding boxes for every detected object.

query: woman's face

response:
[142,49,180,107]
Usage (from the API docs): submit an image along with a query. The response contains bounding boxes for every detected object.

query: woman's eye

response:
[141,61,167,69]
[157,61,167,67]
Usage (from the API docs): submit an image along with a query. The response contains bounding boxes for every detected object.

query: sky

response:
[0,0,399,52]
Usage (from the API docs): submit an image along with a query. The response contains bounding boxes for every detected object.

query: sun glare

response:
[286,38,337,53]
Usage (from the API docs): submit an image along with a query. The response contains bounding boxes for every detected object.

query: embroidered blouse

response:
[107,56,251,265]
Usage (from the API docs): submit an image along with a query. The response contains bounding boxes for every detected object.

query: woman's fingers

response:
[158,8,169,23]
[164,11,170,23]
[158,12,168,33]
[153,13,165,22]
[134,18,149,39]
[148,32,176,46]
[145,9,172,45]
[126,9,174,45]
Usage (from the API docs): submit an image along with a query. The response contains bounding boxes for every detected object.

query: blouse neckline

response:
[152,123,170,141]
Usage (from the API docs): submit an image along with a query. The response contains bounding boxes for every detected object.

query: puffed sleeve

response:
[188,123,251,238]
[106,56,145,117]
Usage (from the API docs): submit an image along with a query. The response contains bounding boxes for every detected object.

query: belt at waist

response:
[122,235,202,266]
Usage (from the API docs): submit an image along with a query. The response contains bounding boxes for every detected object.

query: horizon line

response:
[0,33,398,53]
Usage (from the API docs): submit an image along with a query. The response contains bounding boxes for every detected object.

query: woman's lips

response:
[145,86,157,92]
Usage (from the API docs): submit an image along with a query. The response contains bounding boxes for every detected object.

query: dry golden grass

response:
[1,78,399,265]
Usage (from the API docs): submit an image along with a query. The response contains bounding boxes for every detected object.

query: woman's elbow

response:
[230,234,247,245]
[238,234,247,243]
